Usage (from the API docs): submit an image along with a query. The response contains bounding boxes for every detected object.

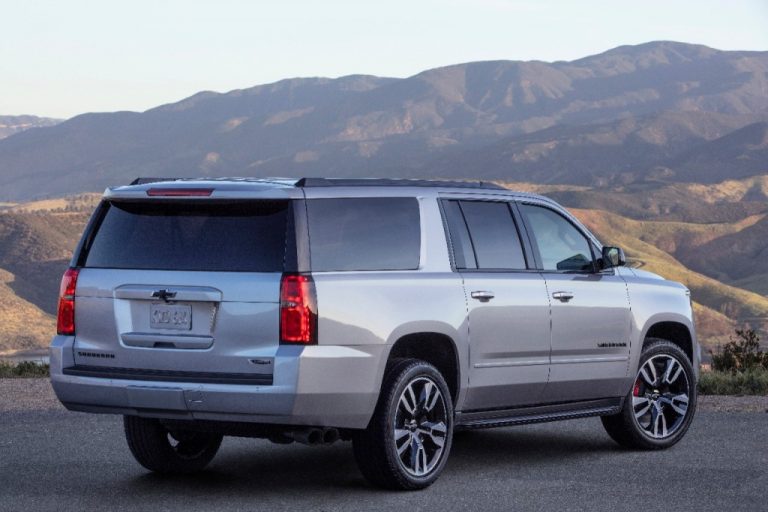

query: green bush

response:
[0,360,50,378]
[698,368,768,395]
[709,329,768,373]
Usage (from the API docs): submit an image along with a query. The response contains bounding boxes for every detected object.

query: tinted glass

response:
[460,201,527,270]
[442,200,476,269]
[85,201,289,272]
[307,197,420,271]
[520,204,594,272]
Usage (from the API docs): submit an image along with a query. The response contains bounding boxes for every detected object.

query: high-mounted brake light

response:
[280,274,317,344]
[57,268,79,335]
[146,188,214,197]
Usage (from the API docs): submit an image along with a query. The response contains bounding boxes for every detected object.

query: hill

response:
[509,176,768,344]
[430,112,768,185]
[572,208,768,343]
[528,176,768,300]
[0,268,56,354]
[0,115,62,140]
[0,41,767,200]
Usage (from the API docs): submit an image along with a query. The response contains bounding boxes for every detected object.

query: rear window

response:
[83,201,289,272]
[307,197,420,271]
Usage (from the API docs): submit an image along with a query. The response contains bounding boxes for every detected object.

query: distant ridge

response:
[0,41,767,200]
[0,115,62,140]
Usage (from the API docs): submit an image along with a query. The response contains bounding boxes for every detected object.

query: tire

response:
[353,358,454,490]
[602,339,697,450]
[123,416,223,474]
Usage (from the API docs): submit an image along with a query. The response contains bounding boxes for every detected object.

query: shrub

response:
[709,329,768,373]
[0,360,50,378]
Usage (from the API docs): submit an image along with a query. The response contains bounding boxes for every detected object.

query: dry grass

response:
[7,193,101,213]
[0,269,56,353]
[682,175,768,204]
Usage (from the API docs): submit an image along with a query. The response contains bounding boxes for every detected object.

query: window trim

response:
[438,199,476,270]
[517,201,598,274]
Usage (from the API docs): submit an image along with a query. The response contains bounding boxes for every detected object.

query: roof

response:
[105,176,591,242]
[107,176,558,206]
[128,176,506,191]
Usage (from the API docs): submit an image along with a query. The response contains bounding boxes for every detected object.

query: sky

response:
[2,0,767,119]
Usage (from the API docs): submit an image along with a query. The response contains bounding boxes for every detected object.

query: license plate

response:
[150,303,192,330]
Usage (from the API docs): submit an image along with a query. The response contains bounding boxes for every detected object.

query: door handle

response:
[471,291,495,302]
[552,291,574,303]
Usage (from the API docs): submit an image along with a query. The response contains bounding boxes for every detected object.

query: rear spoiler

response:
[129,177,180,185]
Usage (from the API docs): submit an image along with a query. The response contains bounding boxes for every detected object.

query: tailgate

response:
[72,269,281,377]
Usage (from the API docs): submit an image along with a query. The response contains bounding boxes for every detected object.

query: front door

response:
[518,203,631,402]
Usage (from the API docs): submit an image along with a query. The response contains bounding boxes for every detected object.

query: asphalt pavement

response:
[1,405,765,512]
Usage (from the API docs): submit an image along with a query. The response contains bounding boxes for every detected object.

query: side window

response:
[307,197,420,271]
[447,200,527,270]
[519,204,594,272]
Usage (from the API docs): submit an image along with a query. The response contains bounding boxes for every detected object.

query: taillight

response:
[57,268,79,335]
[280,273,317,344]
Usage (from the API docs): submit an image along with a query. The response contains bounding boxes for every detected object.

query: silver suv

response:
[50,177,699,490]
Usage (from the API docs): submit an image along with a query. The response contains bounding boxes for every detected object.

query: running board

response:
[455,397,623,430]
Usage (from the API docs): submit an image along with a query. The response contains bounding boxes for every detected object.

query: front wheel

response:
[602,339,697,450]
[124,416,223,474]
[353,359,454,490]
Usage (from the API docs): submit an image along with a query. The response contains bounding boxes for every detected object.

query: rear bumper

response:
[49,335,386,429]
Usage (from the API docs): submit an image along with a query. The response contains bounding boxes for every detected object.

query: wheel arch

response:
[386,332,461,404]
[641,319,695,363]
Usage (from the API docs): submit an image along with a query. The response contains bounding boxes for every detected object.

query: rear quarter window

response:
[307,197,420,271]
[83,200,290,272]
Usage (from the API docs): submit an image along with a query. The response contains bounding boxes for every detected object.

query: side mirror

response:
[601,246,626,268]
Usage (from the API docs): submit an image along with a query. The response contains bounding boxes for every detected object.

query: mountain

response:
[0,115,62,140]
[0,41,767,200]
[670,121,768,182]
[678,214,768,296]
[425,111,768,185]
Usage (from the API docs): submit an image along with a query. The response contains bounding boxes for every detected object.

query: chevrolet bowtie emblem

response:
[151,289,177,303]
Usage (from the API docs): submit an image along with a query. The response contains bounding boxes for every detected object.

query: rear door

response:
[442,199,551,410]
[71,199,293,379]
[518,202,631,401]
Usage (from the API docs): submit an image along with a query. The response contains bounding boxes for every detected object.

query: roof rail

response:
[129,177,181,185]
[295,178,506,190]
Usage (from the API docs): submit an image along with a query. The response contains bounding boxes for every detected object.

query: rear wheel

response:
[123,416,223,474]
[602,339,697,449]
[353,359,453,490]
